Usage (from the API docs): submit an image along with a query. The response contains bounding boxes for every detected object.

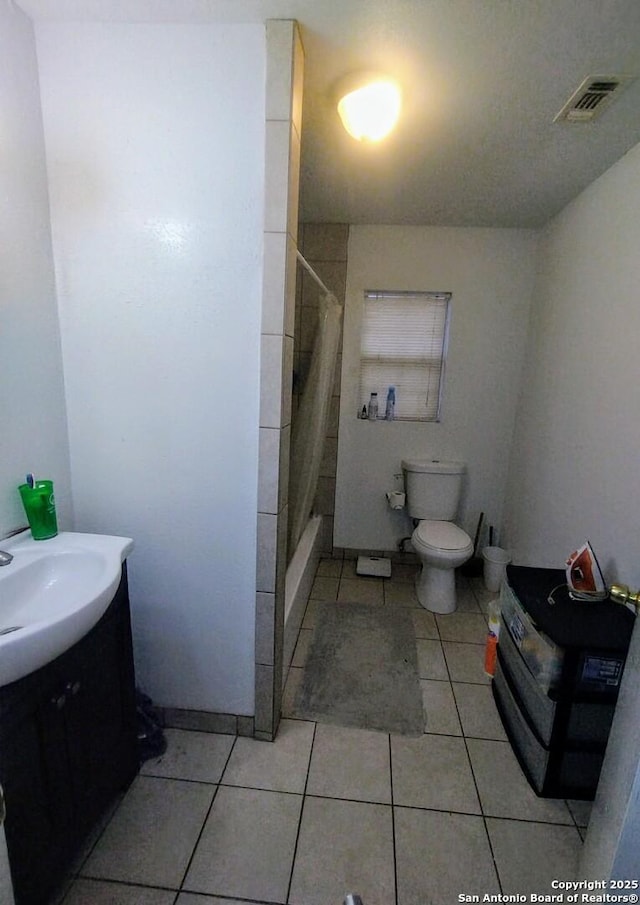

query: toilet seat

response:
[414,519,472,553]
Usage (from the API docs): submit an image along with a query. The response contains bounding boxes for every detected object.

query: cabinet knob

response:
[51,694,67,710]
[66,681,81,697]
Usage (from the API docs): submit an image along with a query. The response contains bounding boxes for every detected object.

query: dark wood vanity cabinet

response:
[0,566,139,905]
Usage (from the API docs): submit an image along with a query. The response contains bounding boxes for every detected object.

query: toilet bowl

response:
[401,458,473,614]
[411,519,474,614]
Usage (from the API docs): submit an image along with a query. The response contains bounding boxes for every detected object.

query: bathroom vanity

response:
[0,567,139,905]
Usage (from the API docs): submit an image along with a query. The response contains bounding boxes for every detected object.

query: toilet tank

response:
[401,459,466,520]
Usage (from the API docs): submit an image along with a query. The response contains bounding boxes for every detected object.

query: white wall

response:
[502,140,640,878]
[504,142,640,587]
[335,225,538,551]
[36,23,265,714]
[0,3,71,538]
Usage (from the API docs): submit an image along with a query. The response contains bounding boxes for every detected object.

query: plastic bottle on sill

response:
[385,386,396,420]
[368,393,378,420]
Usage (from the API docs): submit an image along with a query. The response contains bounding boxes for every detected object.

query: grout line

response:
[441,633,454,685]
[175,734,239,891]
[470,810,580,828]
[423,629,464,737]
[284,720,317,903]
[391,800,584,830]
[275,788,397,808]
[481,814,503,893]
[449,604,505,895]
[388,732,399,905]
[217,782,305,798]
[460,715,504,893]
[566,800,580,830]
[63,876,184,898]
[440,637,490,646]
[564,798,592,832]
[139,772,229,786]
[175,782,219,891]
[421,671,490,685]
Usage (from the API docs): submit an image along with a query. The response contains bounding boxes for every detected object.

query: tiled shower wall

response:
[254,29,349,739]
[254,20,303,741]
[294,223,349,555]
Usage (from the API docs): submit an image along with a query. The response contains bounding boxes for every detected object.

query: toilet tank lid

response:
[401,459,466,475]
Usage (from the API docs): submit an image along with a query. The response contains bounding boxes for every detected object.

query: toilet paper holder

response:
[386,490,406,510]
[386,473,406,510]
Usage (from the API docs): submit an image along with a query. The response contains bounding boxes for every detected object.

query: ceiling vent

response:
[554,74,635,123]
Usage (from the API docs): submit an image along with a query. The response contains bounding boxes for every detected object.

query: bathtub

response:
[282,514,323,683]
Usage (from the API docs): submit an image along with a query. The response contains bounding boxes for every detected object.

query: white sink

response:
[0,531,133,688]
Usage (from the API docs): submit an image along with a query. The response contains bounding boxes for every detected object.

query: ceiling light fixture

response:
[336,73,402,142]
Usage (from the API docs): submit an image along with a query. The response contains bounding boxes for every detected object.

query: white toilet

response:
[401,458,473,614]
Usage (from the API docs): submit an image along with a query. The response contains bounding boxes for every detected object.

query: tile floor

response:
[55,559,590,905]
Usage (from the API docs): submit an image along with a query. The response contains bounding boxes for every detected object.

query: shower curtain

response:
[288,290,343,557]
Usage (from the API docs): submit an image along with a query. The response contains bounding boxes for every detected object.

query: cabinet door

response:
[57,579,138,837]
[0,674,72,905]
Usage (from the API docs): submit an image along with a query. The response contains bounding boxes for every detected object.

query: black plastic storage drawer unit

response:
[492,565,634,799]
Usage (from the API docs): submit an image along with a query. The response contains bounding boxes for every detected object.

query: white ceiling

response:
[18,0,640,227]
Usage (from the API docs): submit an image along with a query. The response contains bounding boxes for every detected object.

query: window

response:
[359,290,451,422]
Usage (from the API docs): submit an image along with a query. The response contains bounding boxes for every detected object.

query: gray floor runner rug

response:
[292,603,424,736]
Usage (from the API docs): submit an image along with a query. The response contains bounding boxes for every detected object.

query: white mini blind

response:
[359,290,451,421]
